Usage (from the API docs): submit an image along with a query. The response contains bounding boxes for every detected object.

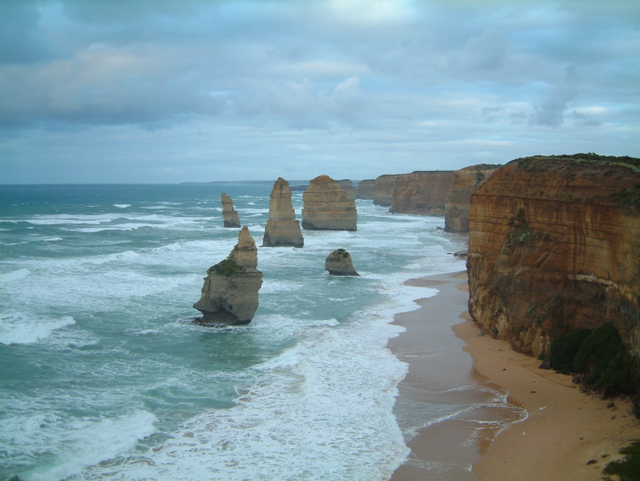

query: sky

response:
[1,0,639,184]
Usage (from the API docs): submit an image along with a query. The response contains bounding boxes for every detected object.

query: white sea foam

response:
[23,411,157,481]
[0,268,31,283]
[0,312,76,345]
[113,204,131,208]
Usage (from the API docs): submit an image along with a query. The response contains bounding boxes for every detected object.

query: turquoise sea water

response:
[1,183,491,480]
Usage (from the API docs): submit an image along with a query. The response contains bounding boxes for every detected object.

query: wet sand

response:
[390,271,640,481]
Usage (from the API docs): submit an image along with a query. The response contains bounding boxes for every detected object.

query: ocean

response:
[1,183,510,481]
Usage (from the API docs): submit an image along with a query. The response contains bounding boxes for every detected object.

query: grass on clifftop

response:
[208,257,244,277]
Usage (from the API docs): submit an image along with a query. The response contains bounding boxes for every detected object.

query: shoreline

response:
[389,270,640,481]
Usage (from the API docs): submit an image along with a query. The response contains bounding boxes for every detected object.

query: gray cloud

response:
[1,0,639,183]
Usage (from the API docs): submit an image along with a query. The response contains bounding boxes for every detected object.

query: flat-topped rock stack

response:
[262,177,304,247]
[389,171,455,215]
[221,193,240,228]
[356,179,376,199]
[337,179,357,200]
[193,226,263,325]
[373,175,396,206]
[302,175,357,231]
[444,164,501,232]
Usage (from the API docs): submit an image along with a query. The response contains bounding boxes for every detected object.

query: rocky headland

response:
[389,171,455,215]
[325,249,359,276]
[302,175,357,231]
[467,154,640,400]
[373,174,396,206]
[193,226,263,325]
[221,193,241,228]
[262,177,304,247]
[444,164,501,232]
[356,179,376,199]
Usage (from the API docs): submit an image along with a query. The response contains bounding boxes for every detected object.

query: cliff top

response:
[479,154,640,209]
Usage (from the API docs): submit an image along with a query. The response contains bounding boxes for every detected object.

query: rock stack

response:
[444,164,501,233]
[325,249,359,276]
[389,171,455,215]
[373,175,396,206]
[356,179,376,199]
[337,179,357,200]
[262,177,304,247]
[221,193,240,228]
[302,175,357,231]
[193,226,263,325]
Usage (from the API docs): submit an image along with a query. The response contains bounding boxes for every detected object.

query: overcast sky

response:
[1,0,639,183]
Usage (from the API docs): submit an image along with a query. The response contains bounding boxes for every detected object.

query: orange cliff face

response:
[444,164,501,233]
[467,155,640,359]
[389,171,455,215]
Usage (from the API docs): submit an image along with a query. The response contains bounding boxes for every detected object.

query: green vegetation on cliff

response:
[550,323,637,400]
[208,257,244,277]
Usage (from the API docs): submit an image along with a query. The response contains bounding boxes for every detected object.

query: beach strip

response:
[390,271,640,481]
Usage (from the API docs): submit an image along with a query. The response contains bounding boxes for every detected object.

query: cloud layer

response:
[1,0,639,183]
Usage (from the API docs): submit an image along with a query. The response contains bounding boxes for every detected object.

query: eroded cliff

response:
[444,164,501,232]
[389,171,455,215]
[467,155,640,363]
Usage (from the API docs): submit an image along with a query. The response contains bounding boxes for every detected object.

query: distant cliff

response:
[338,179,357,200]
[356,179,376,199]
[373,175,396,206]
[444,164,501,232]
[467,155,640,368]
[389,171,455,215]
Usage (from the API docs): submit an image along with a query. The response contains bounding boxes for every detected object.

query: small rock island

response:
[325,249,359,276]
[193,226,263,325]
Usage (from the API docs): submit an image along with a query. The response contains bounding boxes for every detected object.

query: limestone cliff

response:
[356,179,376,199]
[373,175,396,206]
[444,164,501,232]
[389,171,455,215]
[193,226,263,325]
[302,175,357,231]
[325,249,359,276]
[262,177,304,247]
[221,193,240,228]
[338,179,357,200]
[467,154,640,362]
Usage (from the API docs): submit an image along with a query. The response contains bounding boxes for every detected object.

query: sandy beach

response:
[390,271,640,481]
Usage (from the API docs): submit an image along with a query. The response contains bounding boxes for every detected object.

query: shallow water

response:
[0,183,511,481]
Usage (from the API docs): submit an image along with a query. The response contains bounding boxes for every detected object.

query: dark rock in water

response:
[221,193,240,228]
[453,250,468,259]
[193,226,263,325]
[325,249,359,276]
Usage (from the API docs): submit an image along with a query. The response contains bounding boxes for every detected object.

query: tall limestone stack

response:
[302,175,357,231]
[221,193,240,228]
[467,154,640,363]
[389,171,455,215]
[373,175,396,206]
[262,177,304,247]
[356,179,376,199]
[444,164,501,232]
[337,179,357,200]
[193,226,263,325]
